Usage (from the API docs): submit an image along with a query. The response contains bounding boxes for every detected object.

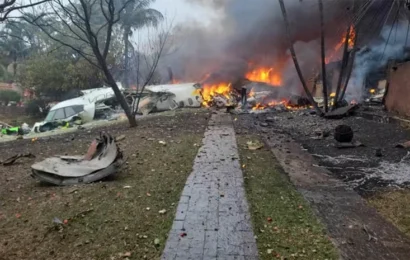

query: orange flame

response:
[249,88,255,98]
[252,103,266,111]
[252,99,290,111]
[246,67,282,86]
[197,82,232,107]
[326,26,356,64]
[171,79,181,84]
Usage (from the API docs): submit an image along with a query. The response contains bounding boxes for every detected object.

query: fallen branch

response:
[0,120,13,128]
[2,153,35,166]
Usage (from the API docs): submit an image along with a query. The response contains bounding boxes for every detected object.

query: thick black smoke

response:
[159,0,355,93]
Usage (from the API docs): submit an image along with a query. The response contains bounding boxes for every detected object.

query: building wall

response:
[386,61,410,117]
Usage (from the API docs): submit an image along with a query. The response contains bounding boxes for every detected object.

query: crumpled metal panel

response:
[31,133,123,185]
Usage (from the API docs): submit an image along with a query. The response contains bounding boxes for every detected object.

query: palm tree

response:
[119,0,163,88]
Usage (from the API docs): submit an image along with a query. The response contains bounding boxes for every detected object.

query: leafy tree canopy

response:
[18,53,104,100]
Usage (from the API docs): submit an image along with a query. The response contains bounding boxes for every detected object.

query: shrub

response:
[25,99,50,117]
[0,90,21,105]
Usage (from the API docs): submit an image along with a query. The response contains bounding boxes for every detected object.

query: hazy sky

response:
[150,0,217,26]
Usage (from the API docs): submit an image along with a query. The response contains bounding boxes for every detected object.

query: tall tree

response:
[0,20,37,76]
[26,0,140,126]
[278,0,323,116]
[318,0,328,113]
[119,0,163,88]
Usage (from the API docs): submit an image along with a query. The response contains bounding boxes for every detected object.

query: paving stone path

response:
[161,112,259,260]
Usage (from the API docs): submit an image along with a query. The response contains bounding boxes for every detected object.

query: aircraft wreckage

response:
[30,83,202,134]
[31,133,123,185]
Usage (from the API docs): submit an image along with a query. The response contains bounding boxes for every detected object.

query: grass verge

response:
[237,134,338,260]
[367,189,410,237]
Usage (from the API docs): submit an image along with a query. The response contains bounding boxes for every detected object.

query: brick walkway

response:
[161,112,259,260]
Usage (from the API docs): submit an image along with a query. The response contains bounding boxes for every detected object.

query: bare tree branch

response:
[21,0,143,126]
[25,15,100,68]
[132,19,173,115]
[0,0,49,21]
[49,2,88,43]
[54,0,88,36]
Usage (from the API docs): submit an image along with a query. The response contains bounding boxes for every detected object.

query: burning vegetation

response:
[326,26,356,64]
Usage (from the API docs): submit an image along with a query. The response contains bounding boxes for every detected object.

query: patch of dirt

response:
[0,109,210,260]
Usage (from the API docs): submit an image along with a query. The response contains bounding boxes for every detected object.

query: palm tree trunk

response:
[333,25,351,109]
[278,0,323,115]
[339,26,359,103]
[319,0,328,113]
[123,26,131,89]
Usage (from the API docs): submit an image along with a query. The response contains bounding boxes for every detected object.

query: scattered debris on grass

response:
[115,134,126,142]
[247,140,264,150]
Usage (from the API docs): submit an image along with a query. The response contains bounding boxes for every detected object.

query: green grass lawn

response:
[368,189,410,237]
[237,135,339,260]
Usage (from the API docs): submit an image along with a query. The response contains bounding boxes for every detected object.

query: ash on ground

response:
[235,107,410,195]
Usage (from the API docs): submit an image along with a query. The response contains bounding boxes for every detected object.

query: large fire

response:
[197,65,284,108]
[197,82,232,107]
[326,26,356,64]
[190,27,357,111]
[245,67,282,86]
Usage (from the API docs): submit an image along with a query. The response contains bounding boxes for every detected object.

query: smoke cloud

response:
[346,21,410,101]
[159,0,354,95]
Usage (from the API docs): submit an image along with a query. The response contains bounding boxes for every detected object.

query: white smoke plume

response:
[346,21,410,101]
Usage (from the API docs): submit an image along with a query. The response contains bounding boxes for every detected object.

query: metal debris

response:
[31,133,123,185]
[324,104,359,119]
[335,141,364,149]
[247,140,264,150]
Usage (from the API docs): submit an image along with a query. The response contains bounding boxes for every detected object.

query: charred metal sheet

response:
[324,104,359,119]
[31,133,123,185]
